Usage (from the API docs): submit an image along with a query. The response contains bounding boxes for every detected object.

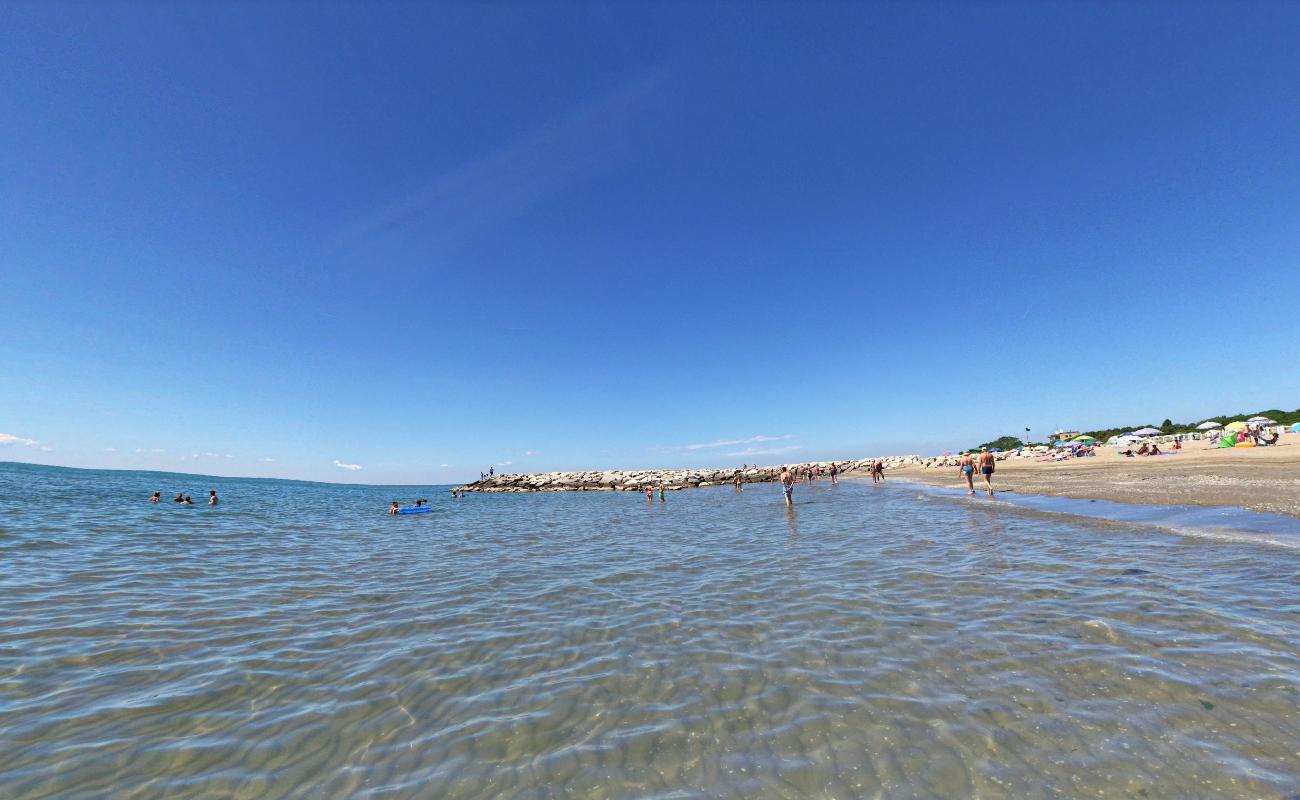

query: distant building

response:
[1053,430,1080,442]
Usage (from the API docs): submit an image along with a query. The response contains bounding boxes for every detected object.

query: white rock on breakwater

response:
[456,456,928,493]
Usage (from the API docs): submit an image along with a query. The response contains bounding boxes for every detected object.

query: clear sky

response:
[3,2,1299,484]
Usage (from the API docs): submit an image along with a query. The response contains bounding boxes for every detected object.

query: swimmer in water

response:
[174,492,185,503]
[182,495,194,505]
[208,490,218,506]
[151,491,161,503]
[658,483,666,501]
[388,501,400,515]
[645,485,654,502]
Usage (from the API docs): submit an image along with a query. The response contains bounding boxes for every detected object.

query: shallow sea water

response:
[1,461,1298,799]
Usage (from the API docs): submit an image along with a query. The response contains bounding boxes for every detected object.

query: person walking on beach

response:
[489,467,494,477]
[977,448,995,494]
[780,466,795,507]
[208,490,218,506]
[958,453,975,495]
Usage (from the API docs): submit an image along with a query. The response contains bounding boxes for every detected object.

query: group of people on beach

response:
[957,449,997,495]
[150,490,217,505]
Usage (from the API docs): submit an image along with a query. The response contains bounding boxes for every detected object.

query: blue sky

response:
[3,3,1299,484]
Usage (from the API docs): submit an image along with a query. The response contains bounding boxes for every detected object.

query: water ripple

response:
[0,462,1297,798]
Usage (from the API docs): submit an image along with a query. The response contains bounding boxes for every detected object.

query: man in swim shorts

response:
[977,448,995,494]
[829,462,838,485]
[780,466,795,507]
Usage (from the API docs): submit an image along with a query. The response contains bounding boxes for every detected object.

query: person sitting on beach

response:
[1172,438,1182,450]
[1136,442,1150,456]
[958,453,975,494]
[388,501,400,515]
[151,491,161,503]
[208,490,218,506]
[780,466,795,507]
[1149,442,1162,455]
[1260,431,1280,446]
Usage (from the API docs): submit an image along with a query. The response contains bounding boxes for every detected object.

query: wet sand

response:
[887,439,1300,518]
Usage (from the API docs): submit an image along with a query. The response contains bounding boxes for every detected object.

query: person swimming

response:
[182,495,194,505]
[151,491,161,503]
[173,492,185,503]
[388,501,400,515]
[208,490,218,506]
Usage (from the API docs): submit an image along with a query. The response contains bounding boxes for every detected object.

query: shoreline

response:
[884,442,1300,518]
[461,438,1300,518]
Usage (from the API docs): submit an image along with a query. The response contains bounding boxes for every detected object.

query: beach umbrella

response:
[1053,440,1074,448]
[1247,416,1277,425]
[1195,421,1222,430]
[1132,427,1162,436]
[1224,421,1248,432]
[1072,435,1095,442]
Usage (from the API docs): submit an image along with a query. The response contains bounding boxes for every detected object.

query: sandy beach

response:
[888,439,1300,517]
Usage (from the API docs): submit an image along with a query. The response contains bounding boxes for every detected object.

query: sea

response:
[1,460,1298,798]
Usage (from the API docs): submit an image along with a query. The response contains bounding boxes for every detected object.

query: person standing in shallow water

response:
[658,483,666,502]
[829,462,838,486]
[208,490,218,506]
[978,448,996,494]
[645,485,654,502]
[958,452,975,495]
[780,466,795,507]
[150,491,161,503]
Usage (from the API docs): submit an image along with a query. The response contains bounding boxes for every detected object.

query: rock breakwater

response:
[457,455,947,493]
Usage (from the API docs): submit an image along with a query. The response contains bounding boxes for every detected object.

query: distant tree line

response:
[971,407,1300,453]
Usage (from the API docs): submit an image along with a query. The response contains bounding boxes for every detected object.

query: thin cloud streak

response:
[334,459,363,471]
[725,445,802,458]
[0,433,39,447]
[336,69,668,251]
[686,434,792,451]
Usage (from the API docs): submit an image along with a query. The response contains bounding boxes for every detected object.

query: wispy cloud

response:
[334,459,363,471]
[260,457,275,463]
[337,69,667,250]
[0,433,39,447]
[103,447,117,453]
[683,434,793,451]
[725,445,802,458]
[523,450,537,457]
[439,463,450,468]
[134,448,165,454]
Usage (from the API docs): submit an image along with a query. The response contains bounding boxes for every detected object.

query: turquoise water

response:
[1,461,1298,798]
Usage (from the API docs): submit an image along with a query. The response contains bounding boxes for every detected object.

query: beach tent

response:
[1291,423,1300,434]
[1132,427,1163,436]
[1195,421,1222,430]
[1224,421,1248,432]
[1217,432,1239,448]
